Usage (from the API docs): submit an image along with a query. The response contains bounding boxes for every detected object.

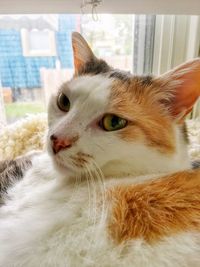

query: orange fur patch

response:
[107,169,200,244]
[109,79,175,154]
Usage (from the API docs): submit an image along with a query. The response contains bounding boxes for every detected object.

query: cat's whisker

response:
[85,162,103,249]
[86,160,107,247]
[74,173,81,191]
[87,163,98,226]
[84,164,93,224]
[63,174,81,209]
[90,159,107,227]
[85,160,107,247]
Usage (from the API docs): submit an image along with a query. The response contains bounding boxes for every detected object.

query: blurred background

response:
[0,13,199,124]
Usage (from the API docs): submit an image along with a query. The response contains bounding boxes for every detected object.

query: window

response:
[0,14,199,125]
[21,29,56,57]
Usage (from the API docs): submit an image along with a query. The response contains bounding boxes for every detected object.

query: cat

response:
[0,32,200,267]
[0,151,41,204]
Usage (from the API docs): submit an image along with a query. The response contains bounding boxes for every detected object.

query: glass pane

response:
[0,14,199,125]
[81,14,133,71]
[29,31,51,51]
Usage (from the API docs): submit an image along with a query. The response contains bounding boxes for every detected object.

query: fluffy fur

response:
[108,170,200,243]
[0,32,200,267]
[1,155,200,267]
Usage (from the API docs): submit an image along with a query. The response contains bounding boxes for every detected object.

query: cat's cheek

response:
[53,161,74,176]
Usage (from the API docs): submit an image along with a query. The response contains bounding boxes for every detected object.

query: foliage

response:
[5,102,45,123]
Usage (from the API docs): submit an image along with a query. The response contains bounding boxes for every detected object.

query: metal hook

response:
[80,0,85,15]
[92,3,99,21]
[80,0,102,22]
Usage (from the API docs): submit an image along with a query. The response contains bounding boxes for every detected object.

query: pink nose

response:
[50,135,72,154]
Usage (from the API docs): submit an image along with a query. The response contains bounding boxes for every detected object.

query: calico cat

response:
[0,151,41,204]
[0,157,31,200]
[0,32,200,267]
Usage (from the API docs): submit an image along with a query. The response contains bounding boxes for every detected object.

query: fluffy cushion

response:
[0,114,199,161]
[187,118,200,161]
[0,114,47,160]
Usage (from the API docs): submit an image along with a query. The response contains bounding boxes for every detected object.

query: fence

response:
[40,67,73,107]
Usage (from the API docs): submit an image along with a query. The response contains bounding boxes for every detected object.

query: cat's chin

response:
[52,157,75,176]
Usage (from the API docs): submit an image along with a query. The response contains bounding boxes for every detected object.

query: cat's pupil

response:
[62,95,69,106]
[57,93,70,112]
[111,116,119,128]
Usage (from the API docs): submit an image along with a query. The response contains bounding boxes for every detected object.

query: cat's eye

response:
[99,114,128,131]
[57,93,70,112]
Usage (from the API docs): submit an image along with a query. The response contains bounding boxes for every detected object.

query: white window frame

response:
[21,29,56,57]
[152,15,200,118]
[1,0,200,15]
[153,15,200,75]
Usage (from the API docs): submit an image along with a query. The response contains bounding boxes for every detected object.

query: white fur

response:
[0,74,196,266]
[0,154,200,267]
[47,74,190,177]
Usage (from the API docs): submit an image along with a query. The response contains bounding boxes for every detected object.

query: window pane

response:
[29,31,51,51]
[0,14,199,125]
[81,14,133,71]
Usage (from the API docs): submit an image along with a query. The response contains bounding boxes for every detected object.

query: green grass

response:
[5,102,45,123]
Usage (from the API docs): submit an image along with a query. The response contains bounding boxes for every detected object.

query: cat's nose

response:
[50,134,73,154]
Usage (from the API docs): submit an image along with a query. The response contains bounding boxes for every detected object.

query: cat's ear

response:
[72,32,96,75]
[156,58,200,122]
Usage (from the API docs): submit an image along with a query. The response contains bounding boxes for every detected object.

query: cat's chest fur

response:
[0,154,110,266]
[0,154,200,267]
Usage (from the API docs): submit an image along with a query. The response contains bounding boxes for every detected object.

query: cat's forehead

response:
[61,74,112,105]
[67,74,110,92]
[60,71,155,111]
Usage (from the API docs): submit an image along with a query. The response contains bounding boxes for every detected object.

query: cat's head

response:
[47,32,200,178]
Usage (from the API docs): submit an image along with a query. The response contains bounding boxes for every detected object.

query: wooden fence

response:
[40,67,73,107]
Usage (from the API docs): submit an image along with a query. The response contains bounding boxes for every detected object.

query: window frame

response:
[1,0,200,15]
[152,15,200,75]
[21,29,57,57]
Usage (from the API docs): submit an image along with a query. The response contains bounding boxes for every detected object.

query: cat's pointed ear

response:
[72,32,96,75]
[156,58,200,122]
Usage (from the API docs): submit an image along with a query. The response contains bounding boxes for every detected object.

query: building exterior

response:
[0,15,77,90]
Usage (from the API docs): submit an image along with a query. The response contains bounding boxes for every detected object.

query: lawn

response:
[5,102,46,123]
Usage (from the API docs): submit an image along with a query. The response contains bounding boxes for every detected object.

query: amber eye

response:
[99,114,128,131]
[57,93,70,112]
